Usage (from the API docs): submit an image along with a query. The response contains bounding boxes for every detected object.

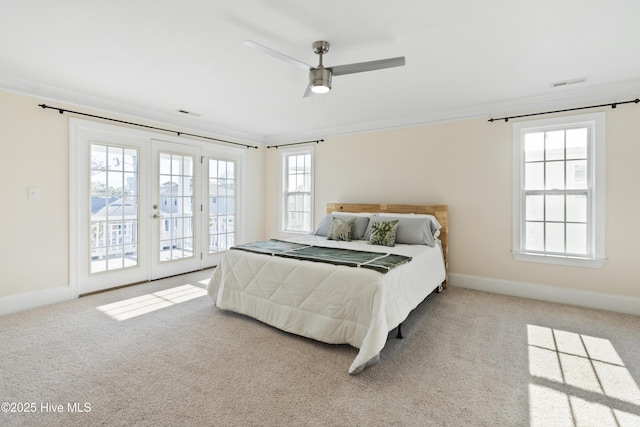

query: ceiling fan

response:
[244,40,405,97]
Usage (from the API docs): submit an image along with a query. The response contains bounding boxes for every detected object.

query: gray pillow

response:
[364,216,436,247]
[314,215,370,240]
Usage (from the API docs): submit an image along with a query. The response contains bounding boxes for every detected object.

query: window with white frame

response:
[208,158,236,253]
[512,112,605,268]
[281,147,313,233]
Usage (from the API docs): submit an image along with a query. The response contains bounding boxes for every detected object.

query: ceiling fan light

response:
[311,84,330,94]
[310,68,332,94]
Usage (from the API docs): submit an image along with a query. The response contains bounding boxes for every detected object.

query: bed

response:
[207,203,448,374]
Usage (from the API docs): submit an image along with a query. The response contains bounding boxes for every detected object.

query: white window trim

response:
[279,145,314,236]
[512,112,606,268]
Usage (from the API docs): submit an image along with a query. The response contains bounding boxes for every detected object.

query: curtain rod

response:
[38,104,259,149]
[488,98,640,123]
[266,139,325,149]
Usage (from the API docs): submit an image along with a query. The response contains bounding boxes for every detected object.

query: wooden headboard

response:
[326,203,449,284]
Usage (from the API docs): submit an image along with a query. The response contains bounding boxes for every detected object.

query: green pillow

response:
[369,220,399,247]
[327,217,356,242]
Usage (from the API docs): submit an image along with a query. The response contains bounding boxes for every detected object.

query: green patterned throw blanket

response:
[231,239,412,274]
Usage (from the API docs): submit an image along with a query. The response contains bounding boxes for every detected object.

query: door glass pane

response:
[183,156,193,177]
[90,144,139,273]
[108,147,124,171]
[159,152,194,262]
[209,159,236,253]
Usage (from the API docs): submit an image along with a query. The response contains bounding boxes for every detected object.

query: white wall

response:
[3,86,639,315]
[0,89,265,306]
[265,107,640,312]
[0,91,70,297]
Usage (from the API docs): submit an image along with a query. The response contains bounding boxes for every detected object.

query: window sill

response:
[512,252,606,269]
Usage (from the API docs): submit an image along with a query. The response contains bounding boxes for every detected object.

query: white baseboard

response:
[448,273,640,316]
[0,286,76,316]
[3,274,638,317]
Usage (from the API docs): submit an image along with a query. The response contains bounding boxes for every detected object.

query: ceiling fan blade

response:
[329,56,405,76]
[244,40,312,72]
[303,84,312,98]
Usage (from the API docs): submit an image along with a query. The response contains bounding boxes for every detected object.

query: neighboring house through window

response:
[281,147,313,233]
[209,159,236,252]
[512,112,605,268]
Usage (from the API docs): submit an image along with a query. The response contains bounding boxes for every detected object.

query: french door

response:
[149,140,202,280]
[71,119,242,295]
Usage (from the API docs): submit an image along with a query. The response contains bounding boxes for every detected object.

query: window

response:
[281,147,313,233]
[209,159,236,252]
[90,143,139,273]
[512,113,605,268]
[157,152,195,262]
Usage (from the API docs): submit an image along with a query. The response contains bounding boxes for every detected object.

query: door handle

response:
[153,214,165,219]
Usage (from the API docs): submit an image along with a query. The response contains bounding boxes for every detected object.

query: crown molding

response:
[0,73,265,144]
[263,79,640,144]
[3,72,639,145]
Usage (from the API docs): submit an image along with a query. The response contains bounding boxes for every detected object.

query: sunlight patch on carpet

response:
[96,284,207,321]
[527,324,640,426]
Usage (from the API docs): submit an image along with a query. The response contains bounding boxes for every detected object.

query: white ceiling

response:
[1,0,639,145]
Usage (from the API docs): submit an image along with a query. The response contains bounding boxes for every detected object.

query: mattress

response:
[207,234,446,374]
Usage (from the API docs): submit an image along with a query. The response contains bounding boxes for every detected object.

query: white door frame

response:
[149,139,203,280]
[70,118,246,295]
[201,144,246,268]
[70,119,150,295]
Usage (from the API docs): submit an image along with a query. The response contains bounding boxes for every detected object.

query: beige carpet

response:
[1,269,639,426]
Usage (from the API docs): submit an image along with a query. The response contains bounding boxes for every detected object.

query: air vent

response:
[551,77,587,88]
[176,109,202,117]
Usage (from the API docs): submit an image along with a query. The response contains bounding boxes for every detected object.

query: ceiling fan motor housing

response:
[310,67,332,92]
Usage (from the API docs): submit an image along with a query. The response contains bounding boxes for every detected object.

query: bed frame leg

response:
[396,323,403,339]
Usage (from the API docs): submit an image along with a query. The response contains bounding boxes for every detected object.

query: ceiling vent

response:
[176,109,201,117]
[550,77,587,88]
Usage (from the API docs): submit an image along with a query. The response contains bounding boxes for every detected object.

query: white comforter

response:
[207,235,446,374]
